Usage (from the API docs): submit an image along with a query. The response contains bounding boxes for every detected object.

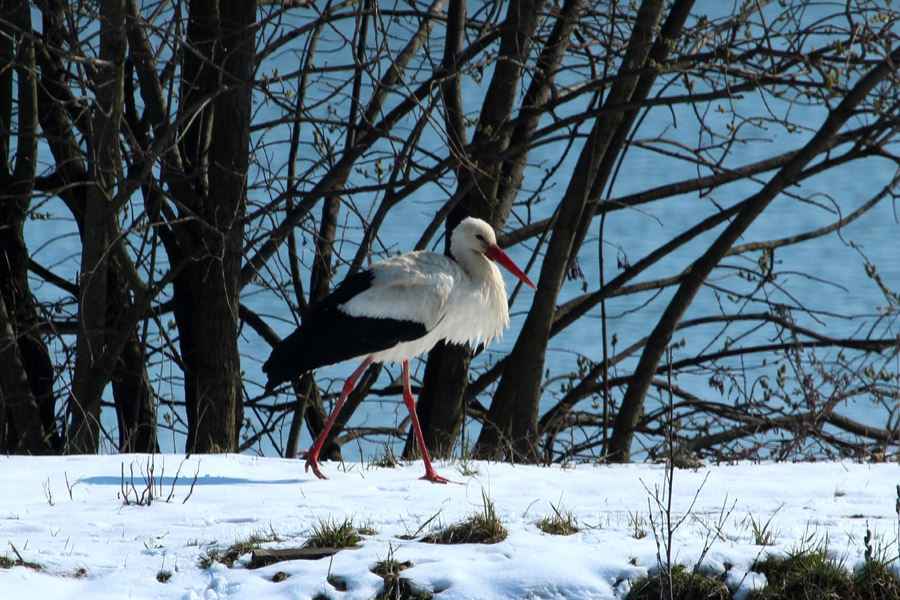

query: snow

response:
[2,456,898,599]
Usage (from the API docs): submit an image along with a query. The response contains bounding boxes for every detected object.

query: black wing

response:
[262,270,427,392]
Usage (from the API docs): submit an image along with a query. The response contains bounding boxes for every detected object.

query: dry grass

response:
[421,490,507,545]
[304,515,374,549]
[535,502,580,536]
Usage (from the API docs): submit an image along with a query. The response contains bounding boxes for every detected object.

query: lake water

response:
[21,3,899,460]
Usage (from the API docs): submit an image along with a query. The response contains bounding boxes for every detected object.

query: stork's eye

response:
[475,234,486,242]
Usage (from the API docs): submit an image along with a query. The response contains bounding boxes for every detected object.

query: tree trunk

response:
[110,310,159,453]
[475,0,667,461]
[0,296,54,454]
[410,0,544,459]
[0,0,59,454]
[176,0,254,453]
[67,0,126,453]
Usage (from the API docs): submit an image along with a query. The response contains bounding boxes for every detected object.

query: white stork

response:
[263,217,536,483]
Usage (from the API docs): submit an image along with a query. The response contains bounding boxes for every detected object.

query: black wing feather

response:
[262,270,427,391]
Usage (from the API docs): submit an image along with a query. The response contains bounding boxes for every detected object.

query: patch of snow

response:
[1,456,898,599]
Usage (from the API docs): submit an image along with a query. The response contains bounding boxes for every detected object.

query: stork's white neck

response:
[450,222,492,280]
[450,245,492,281]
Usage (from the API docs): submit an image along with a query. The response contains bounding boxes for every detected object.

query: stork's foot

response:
[421,469,455,485]
[299,449,327,480]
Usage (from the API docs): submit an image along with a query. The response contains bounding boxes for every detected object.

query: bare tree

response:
[0,0,58,453]
[167,0,256,453]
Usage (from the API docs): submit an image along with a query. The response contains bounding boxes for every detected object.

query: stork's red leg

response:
[401,360,451,484]
[302,356,373,479]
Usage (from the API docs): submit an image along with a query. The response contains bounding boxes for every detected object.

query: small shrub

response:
[421,490,506,545]
[120,456,200,506]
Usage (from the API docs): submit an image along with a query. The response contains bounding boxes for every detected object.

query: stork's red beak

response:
[485,244,537,289]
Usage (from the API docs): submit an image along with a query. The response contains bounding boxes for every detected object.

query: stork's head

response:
[451,217,536,290]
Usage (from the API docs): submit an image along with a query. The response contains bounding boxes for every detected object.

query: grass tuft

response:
[371,545,433,600]
[747,509,780,546]
[855,558,900,600]
[626,564,730,600]
[535,502,580,536]
[327,574,347,591]
[628,509,648,540]
[748,543,851,600]
[304,516,372,549]
[1,543,42,572]
[198,527,283,568]
[369,442,404,469]
[197,547,220,570]
[854,525,900,599]
[455,442,480,477]
[421,489,507,545]
[626,532,900,600]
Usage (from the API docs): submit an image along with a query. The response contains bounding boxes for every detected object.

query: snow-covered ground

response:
[2,455,898,599]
